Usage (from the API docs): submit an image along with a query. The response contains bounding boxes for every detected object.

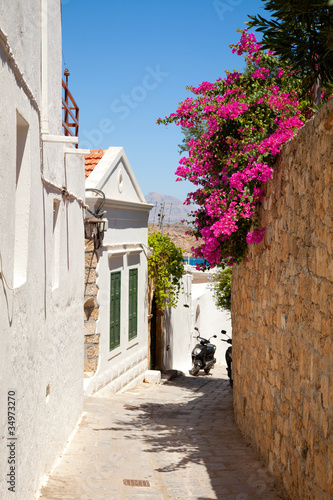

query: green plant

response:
[148,231,185,309]
[247,0,333,104]
[210,267,232,312]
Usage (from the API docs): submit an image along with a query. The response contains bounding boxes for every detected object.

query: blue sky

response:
[61,0,267,201]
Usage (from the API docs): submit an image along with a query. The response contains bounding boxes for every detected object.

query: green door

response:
[128,269,138,341]
[110,272,121,350]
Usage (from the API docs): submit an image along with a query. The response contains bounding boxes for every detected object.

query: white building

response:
[84,147,153,395]
[0,1,85,499]
[163,271,232,372]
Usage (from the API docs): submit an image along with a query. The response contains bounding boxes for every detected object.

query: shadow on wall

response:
[163,306,173,369]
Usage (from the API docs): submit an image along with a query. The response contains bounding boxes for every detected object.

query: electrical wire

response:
[41,174,89,210]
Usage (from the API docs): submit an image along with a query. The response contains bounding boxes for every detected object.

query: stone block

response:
[84,358,98,372]
[320,375,329,409]
[87,346,99,358]
[84,334,100,344]
[144,370,161,384]
[313,310,322,333]
[89,306,100,321]
[85,268,97,283]
[84,283,99,296]
[85,250,98,267]
[316,246,329,278]
[84,321,97,335]
[85,240,95,252]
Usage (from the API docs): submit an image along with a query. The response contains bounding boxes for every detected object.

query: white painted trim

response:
[85,147,149,204]
[85,195,153,213]
[107,249,128,257]
[65,148,91,155]
[103,198,154,212]
[106,243,152,258]
[42,134,79,144]
[107,244,144,256]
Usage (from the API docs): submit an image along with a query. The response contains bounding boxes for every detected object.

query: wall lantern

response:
[85,189,108,249]
[84,217,108,249]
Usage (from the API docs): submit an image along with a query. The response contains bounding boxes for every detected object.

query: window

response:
[128,269,138,341]
[110,271,121,350]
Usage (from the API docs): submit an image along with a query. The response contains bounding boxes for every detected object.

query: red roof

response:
[84,149,105,179]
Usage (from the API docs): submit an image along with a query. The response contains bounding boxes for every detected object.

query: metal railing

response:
[62,69,79,147]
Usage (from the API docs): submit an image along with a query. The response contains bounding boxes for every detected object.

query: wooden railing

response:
[62,71,79,148]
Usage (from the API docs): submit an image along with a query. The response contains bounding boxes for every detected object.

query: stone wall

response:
[232,100,333,499]
[84,240,100,374]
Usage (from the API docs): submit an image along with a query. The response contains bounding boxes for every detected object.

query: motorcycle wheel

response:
[229,362,233,387]
[204,367,211,374]
[189,362,200,376]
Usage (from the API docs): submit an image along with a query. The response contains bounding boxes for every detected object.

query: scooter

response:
[221,329,232,387]
[190,327,217,376]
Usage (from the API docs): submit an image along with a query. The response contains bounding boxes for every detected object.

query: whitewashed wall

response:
[0,2,85,499]
[163,271,232,372]
[163,271,193,372]
[84,200,151,396]
[191,282,232,365]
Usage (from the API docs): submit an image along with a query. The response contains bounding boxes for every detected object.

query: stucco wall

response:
[191,282,232,366]
[84,202,151,396]
[163,271,193,372]
[0,0,42,102]
[232,99,333,499]
[163,272,232,372]
[0,2,85,499]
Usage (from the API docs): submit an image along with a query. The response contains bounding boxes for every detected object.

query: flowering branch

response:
[157,30,324,268]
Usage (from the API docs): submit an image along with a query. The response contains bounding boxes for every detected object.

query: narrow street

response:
[39,366,285,500]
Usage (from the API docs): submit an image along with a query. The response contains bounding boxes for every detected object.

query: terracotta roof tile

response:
[84,149,105,179]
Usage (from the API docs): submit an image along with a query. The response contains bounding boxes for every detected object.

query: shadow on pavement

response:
[109,372,285,499]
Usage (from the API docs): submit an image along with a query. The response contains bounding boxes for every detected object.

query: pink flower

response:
[246,228,265,244]
[191,81,215,95]
[224,72,241,87]
[251,68,270,80]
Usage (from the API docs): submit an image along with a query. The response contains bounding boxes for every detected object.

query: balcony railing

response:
[62,69,79,148]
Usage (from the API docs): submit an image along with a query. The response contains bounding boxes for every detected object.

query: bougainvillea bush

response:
[157,29,322,268]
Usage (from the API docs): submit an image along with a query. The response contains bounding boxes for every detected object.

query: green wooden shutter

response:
[110,272,121,350]
[128,269,138,341]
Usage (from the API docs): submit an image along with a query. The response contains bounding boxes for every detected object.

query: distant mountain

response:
[145,192,191,223]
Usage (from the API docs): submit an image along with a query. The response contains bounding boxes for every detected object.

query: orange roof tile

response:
[84,149,105,179]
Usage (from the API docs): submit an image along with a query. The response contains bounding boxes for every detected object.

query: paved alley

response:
[39,366,285,500]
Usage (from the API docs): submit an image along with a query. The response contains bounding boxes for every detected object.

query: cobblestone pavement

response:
[39,366,286,500]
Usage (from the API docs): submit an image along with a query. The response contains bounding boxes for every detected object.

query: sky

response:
[61,0,268,202]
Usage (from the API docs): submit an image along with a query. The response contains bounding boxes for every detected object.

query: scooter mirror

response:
[221,329,226,334]
[213,335,217,338]
[194,327,199,331]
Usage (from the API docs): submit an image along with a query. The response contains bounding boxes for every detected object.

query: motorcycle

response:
[221,329,232,387]
[190,327,217,376]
